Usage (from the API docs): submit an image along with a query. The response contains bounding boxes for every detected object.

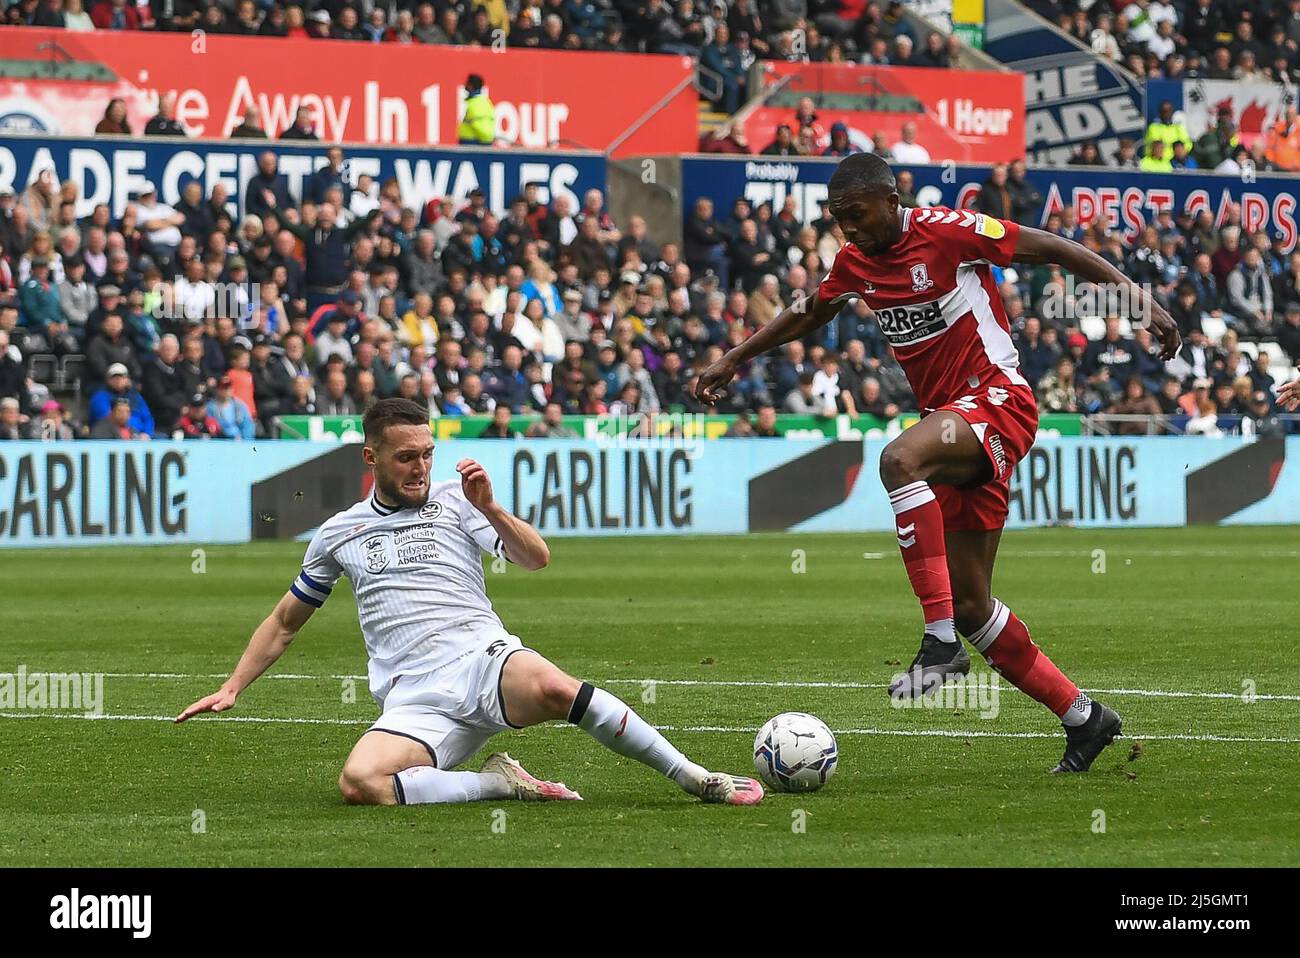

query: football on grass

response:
[753,712,839,793]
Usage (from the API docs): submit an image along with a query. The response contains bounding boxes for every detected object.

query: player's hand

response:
[1145,297,1181,361]
[1276,377,1300,412]
[457,458,495,511]
[695,356,737,405]
[174,686,237,723]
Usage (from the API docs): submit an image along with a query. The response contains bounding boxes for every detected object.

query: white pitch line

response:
[69,672,1300,703]
[1,711,1297,744]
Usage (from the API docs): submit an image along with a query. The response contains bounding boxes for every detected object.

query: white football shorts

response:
[368,631,533,770]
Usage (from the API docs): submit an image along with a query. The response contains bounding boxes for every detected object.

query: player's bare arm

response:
[1277,377,1300,411]
[456,457,550,570]
[1013,226,1182,360]
[695,293,842,403]
[174,591,316,722]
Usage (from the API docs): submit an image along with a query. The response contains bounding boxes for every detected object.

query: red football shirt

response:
[817,207,1027,410]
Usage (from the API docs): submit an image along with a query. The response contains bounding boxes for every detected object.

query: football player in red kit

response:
[696,153,1181,772]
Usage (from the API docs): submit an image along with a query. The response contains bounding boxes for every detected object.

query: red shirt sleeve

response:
[917,209,1020,267]
[816,243,861,305]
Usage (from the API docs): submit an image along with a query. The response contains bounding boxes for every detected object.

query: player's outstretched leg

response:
[337,730,573,806]
[500,651,764,805]
[967,600,1122,772]
[880,411,984,698]
[947,530,1122,773]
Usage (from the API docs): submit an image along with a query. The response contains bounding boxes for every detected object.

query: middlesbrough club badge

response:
[910,263,934,292]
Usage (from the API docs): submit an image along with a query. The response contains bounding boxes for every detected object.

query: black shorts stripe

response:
[368,727,438,767]
[391,772,406,805]
[495,647,528,730]
[567,681,595,725]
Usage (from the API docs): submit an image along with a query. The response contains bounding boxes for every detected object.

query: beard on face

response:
[374,464,429,509]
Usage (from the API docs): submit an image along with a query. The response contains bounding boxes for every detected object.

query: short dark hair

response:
[363,397,429,447]
[829,152,896,197]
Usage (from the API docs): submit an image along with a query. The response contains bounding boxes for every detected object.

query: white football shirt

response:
[291,479,509,696]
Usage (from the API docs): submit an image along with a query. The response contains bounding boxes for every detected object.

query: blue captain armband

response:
[290,570,332,608]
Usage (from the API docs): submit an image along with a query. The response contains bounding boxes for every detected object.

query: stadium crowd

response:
[5,0,945,64]
[1,139,1297,442]
[6,0,965,127]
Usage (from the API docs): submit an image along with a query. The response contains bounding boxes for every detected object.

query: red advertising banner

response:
[743,61,1025,164]
[0,28,697,157]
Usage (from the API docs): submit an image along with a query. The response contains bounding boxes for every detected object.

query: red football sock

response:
[888,481,953,630]
[967,600,1080,717]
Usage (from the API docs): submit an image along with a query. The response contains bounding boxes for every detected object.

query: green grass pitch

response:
[2,526,1298,867]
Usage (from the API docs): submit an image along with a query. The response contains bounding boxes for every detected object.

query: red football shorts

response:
[929,381,1038,532]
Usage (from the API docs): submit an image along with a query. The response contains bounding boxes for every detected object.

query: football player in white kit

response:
[176,399,764,807]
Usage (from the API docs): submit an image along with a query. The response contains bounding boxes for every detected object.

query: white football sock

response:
[926,617,957,643]
[392,766,511,804]
[1061,690,1094,728]
[568,683,708,795]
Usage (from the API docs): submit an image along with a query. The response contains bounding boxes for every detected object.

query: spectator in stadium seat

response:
[91,0,140,29]
[1169,282,1205,339]
[974,164,1013,220]
[142,93,185,137]
[280,106,319,141]
[484,344,530,412]
[229,108,268,141]
[315,309,356,367]
[19,255,74,353]
[910,32,950,68]
[1211,226,1243,286]
[822,122,860,157]
[245,152,295,221]
[1140,140,1173,172]
[1264,105,1300,172]
[132,183,184,267]
[1004,160,1041,226]
[173,390,220,439]
[480,404,518,439]
[762,123,799,156]
[458,74,496,145]
[1248,353,1276,398]
[1106,376,1162,434]
[1037,356,1080,413]
[142,334,188,435]
[729,220,773,292]
[31,398,73,440]
[1275,252,1300,312]
[86,396,142,440]
[1082,317,1137,389]
[0,392,32,439]
[1145,101,1192,157]
[1068,141,1102,166]
[88,363,153,433]
[782,372,822,414]
[1167,139,1198,169]
[1194,106,1239,169]
[1277,302,1300,365]
[206,375,256,440]
[95,98,132,136]
[1015,317,1060,390]
[62,0,93,30]
[700,23,745,116]
[1227,249,1274,337]
[890,122,930,165]
[683,197,728,290]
